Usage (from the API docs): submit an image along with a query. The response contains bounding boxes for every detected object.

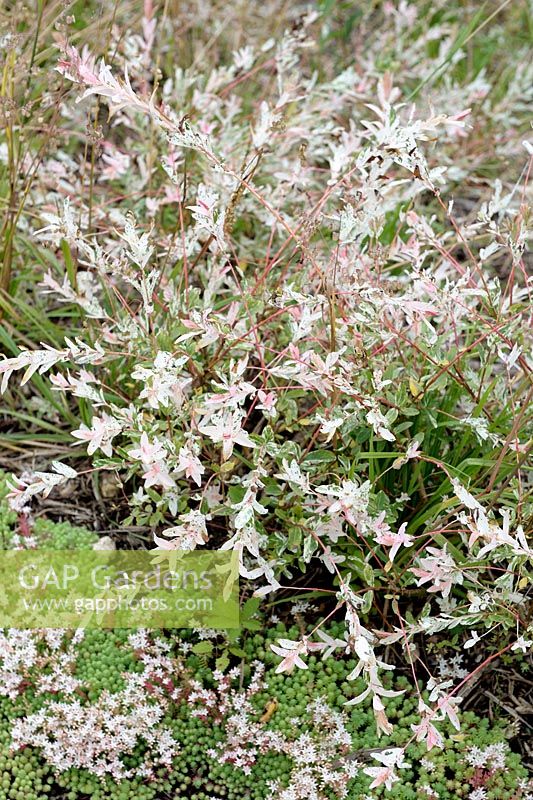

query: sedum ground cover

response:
[0,0,532,797]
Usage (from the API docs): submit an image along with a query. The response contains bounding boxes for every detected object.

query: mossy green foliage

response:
[0,620,528,800]
[0,471,97,550]
[0,476,17,547]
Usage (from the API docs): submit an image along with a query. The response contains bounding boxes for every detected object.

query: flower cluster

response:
[1,620,530,800]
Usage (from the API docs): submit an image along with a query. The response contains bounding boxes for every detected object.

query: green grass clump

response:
[0,475,17,547]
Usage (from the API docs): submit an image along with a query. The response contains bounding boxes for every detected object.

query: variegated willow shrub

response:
[0,0,531,796]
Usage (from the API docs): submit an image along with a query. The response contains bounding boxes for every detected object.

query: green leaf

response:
[228,645,246,658]
[215,653,230,672]
[192,641,213,656]
[302,450,336,466]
